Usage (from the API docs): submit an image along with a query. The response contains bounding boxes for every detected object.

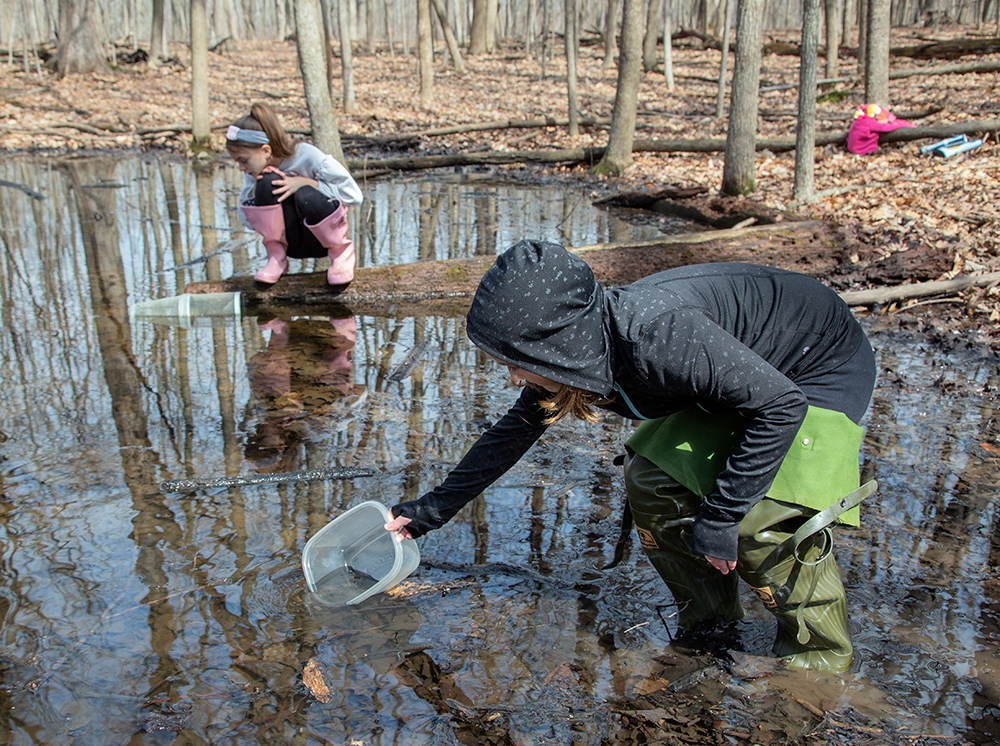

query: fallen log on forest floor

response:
[759,58,1000,92]
[888,59,1000,80]
[184,220,839,317]
[690,31,1000,61]
[839,271,1000,307]
[186,219,1000,317]
[346,119,1000,175]
[343,115,616,144]
[890,36,1000,60]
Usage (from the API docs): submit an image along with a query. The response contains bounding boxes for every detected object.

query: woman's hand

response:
[384,512,414,542]
[705,555,737,574]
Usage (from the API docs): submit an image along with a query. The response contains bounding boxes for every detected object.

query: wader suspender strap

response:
[788,480,877,564]
[770,479,878,645]
[603,479,877,582]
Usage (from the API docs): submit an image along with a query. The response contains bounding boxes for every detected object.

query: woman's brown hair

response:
[533,383,602,424]
[226,102,296,160]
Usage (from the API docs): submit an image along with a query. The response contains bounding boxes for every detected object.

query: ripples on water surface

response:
[0,155,998,744]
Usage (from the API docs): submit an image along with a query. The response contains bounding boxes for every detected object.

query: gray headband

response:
[226,125,270,145]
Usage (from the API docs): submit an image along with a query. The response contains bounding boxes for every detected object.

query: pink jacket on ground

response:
[847,105,917,154]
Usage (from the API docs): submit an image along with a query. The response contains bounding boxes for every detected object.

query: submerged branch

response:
[160,466,375,493]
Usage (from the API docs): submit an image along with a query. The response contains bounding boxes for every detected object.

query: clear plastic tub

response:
[130,292,241,328]
[302,501,420,606]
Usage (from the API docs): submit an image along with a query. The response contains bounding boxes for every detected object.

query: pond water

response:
[0,155,998,745]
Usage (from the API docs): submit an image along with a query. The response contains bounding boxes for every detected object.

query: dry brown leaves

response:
[2,25,999,333]
[302,657,331,703]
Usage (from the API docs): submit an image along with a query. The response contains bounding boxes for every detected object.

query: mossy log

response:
[184,220,835,318]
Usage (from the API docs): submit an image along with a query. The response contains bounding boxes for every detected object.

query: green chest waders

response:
[624,450,745,633]
[623,406,876,674]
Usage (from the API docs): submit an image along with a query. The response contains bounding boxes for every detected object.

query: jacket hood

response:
[466,240,614,395]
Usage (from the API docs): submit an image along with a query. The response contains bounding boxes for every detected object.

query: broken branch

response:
[839,272,1000,306]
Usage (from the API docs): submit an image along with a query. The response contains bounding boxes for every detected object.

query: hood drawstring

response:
[612,383,652,421]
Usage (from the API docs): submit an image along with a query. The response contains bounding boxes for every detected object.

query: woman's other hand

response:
[705,555,737,574]
[384,512,414,542]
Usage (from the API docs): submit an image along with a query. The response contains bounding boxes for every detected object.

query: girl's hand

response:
[258,165,287,181]
[384,513,414,542]
[705,555,737,574]
[261,166,315,202]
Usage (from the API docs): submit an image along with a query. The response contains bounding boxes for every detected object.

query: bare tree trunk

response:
[190,0,211,146]
[294,0,346,161]
[470,0,488,54]
[55,0,109,76]
[663,0,674,89]
[842,0,854,46]
[643,0,663,71]
[486,0,498,52]
[365,0,375,53]
[338,0,356,111]
[594,0,643,175]
[316,0,334,100]
[825,0,840,77]
[417,0,434,105]
[793,0,822,202]
[566,0,579,136]
[541,0,549,77]
[215,0,237,40]
[603,0,619,69]
[721,0,765,195]
[431,0,465,73]
[857,0,868,79]
[395,0,406,54]
[526,0,538,58]
[865,0,890,105]
[715,0,734,118]
[150,0,166,65]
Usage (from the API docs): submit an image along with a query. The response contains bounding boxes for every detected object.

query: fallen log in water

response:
[185,220,999,317]
[160,466,375,493]
[184,220,828,316]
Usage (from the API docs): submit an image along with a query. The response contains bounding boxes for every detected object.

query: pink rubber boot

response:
[330,316,357,344]
[305,204,355,285]
[243,204,289,284]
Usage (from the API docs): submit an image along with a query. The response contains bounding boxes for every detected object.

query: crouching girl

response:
[226,103,363,285]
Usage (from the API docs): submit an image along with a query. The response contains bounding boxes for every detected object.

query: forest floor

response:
[3,23,1000,352]
[3,21,1000,746]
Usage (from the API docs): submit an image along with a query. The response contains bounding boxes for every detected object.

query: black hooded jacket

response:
[392,240,868,560]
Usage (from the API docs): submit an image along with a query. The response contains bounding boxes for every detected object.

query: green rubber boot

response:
[737,498,854,674]
[624,452,744,632]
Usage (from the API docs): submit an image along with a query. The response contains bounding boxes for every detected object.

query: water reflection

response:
[245,315,365,474]
[0,154,999,743]
[0,154,684,307]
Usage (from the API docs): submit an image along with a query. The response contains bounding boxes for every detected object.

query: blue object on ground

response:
[935,138,984,158]
[920,134,967,155]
